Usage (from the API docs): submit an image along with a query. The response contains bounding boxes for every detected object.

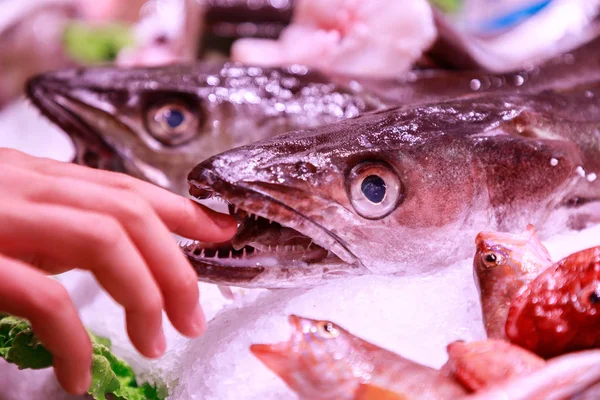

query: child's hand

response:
[0,148,237,394]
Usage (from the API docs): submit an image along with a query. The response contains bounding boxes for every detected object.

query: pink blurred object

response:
[231,0,437,77]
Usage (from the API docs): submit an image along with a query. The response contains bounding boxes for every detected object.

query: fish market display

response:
[183,85,600,288]
[473,225,552,338]
[473,225,600,358]
[506,246,600,358]
[251,315,600,399]
[26,35,600,197]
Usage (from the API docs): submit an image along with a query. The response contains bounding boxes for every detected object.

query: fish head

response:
[474,224,553,294]
[184,91,582,287]
[250,315,362,398]
[26,63,381,194]
[506,246,600,357]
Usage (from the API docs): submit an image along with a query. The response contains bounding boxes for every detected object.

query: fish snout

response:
[26,68,84,101]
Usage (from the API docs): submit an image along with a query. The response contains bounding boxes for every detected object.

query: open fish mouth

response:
[26,75,124,171]
[183,167,364,288]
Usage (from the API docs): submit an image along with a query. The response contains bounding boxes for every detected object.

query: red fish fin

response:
[354,384,408,400]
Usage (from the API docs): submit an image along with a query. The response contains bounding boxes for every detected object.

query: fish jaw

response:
[250,316,307,397]
[184,88,599,287]
[184,163,366,288]
[25,66,194,193]
[250,315,359,400]
[26,71,128,175]
[506,246,600,358]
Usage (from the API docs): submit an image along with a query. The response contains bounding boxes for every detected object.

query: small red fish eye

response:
[589,290,600,304]
[485,253,497,263]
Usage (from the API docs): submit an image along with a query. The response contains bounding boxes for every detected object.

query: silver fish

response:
[26,36,600,196]
[183,85,600,287]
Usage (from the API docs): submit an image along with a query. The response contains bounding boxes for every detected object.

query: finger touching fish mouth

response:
[181,166,363,288]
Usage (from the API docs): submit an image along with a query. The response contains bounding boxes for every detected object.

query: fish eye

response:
[316,321,339,338]
[589,289,600,304]
[482,251,503,268]
[145,100,200,146]
[346,161,404,219]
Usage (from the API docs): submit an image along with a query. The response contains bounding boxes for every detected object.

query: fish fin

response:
[353,384,408,400]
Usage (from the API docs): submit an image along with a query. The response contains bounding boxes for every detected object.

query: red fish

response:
[473,225,552,339]
[441,339,545,392]
[506,246,600,358]
[250,315,467,400]
[251,315,600,399]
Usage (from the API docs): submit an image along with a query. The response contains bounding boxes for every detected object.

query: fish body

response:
[184,85,600,288]
[473,225,553,339]
[251,315,600,399]
[506,246,600,358]
[464,349,600,400]
[442,340,545,392]
[250,315,467,400]
[26,36,600,196]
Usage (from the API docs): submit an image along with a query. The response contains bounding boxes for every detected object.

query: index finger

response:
[5,151,237,242]
[0,254,92,395]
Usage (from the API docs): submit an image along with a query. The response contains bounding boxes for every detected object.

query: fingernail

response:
[189,304,206,336]
[151,331,167,358]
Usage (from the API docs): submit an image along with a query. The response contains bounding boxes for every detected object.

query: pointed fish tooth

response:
[242,248,247,258]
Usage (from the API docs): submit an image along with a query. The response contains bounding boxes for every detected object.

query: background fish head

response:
[27,63,382,195]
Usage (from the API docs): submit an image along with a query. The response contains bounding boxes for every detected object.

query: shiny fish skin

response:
[473,225,553,339]
[185,85,600,288]
[26,36,600,196]
[251,315,600,399]
[250,315,467,400]
[507,246,600,358]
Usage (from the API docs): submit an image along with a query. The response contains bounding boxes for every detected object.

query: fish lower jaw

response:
[184,181,363,287]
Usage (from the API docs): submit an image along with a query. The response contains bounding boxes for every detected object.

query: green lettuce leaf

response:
[0,315,166,400]
[63,21,134,63]
[429,0,462,13]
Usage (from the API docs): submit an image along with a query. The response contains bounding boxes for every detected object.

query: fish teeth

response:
[242,248,247,258]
